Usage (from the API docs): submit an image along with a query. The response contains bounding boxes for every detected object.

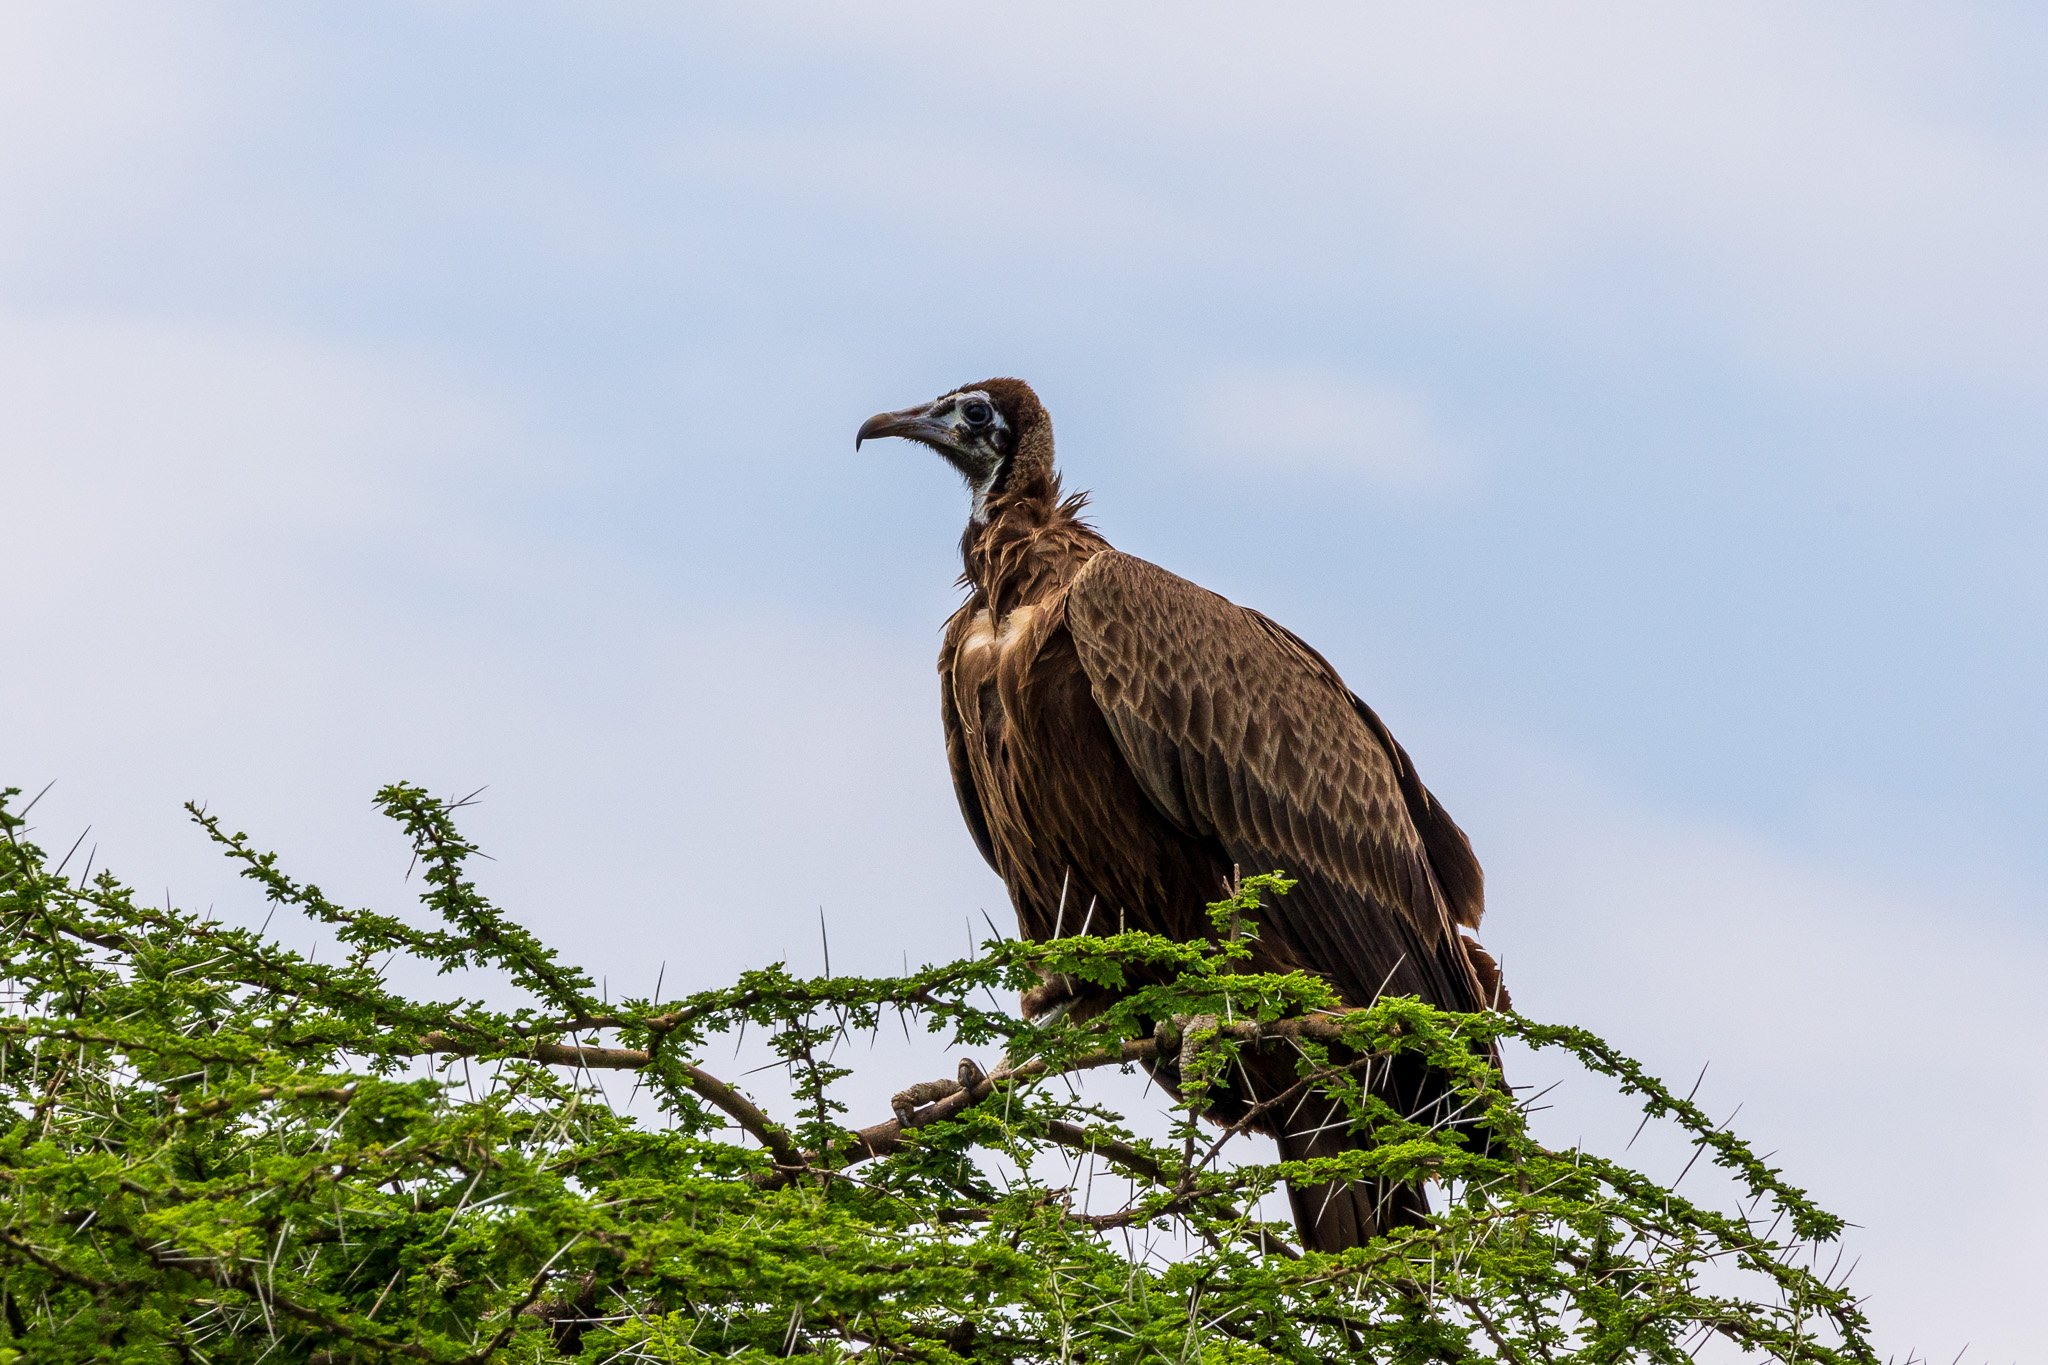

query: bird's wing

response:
[1306,646,1484,933]
[939,602,999,870]
[1063,551,1485,1009]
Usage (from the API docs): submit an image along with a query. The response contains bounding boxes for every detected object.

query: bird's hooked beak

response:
[855,402,958,453]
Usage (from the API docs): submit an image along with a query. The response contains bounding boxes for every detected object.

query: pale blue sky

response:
[5,5,2044,1358]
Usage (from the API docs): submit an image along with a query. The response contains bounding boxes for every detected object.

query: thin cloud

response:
[0,310,536,611]
[1461,739,2046,1365]
[1190,369,1473,492]
[707,2,2048,389]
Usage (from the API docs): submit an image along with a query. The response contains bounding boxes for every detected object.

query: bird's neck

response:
[959,472,1107,618]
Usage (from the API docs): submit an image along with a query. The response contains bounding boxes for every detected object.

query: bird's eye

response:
[961,399,994,427]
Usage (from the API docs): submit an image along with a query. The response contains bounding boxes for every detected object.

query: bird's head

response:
[857,377,1051,521]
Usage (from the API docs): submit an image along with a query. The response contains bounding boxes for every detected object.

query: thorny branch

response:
[0,784,1878,1364]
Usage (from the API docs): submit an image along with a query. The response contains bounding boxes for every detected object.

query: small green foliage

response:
[0,785,1875,1362]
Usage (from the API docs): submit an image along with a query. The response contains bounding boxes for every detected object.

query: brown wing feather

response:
[1064,551,1489,1011]
[1254,617,1487,932]
[939,603,999,870]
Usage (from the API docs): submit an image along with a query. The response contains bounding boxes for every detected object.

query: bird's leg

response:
[1018,973,1079,1023]
[1008,976,1086,1071]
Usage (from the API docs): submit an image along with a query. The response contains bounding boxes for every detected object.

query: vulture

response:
[858,377,1507,1251]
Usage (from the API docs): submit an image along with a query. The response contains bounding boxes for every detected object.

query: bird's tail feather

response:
[1275,1111,1429,1252]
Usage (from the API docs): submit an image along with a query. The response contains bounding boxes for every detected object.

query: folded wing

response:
[1064,551,1496,1011]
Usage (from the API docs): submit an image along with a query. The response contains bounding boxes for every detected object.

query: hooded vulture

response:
[858,377,1507,1251]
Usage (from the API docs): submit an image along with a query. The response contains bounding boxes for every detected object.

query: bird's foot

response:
[889,1057,991,1129]
[890,1077,962,1128]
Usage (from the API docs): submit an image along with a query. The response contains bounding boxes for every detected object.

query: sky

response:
[2,3,2044,1358]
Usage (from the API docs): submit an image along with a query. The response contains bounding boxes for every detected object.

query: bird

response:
[857,377,1507,1251]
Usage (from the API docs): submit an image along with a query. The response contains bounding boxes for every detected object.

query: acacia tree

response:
[0,783,1873,1363]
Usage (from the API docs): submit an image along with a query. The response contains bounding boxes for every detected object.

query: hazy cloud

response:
[1467,742,2047,1359]
[1191,369,1472,492]
[693,2,2048,388]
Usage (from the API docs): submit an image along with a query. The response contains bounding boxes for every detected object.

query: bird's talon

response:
[890,1077,964,1128]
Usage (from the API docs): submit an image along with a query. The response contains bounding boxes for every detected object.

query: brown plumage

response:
[859,377,1507,1250]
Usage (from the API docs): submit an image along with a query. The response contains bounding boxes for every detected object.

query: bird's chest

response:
[951,606,1106,826]
[950,605,1059,755]
[948,603,1191,934]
